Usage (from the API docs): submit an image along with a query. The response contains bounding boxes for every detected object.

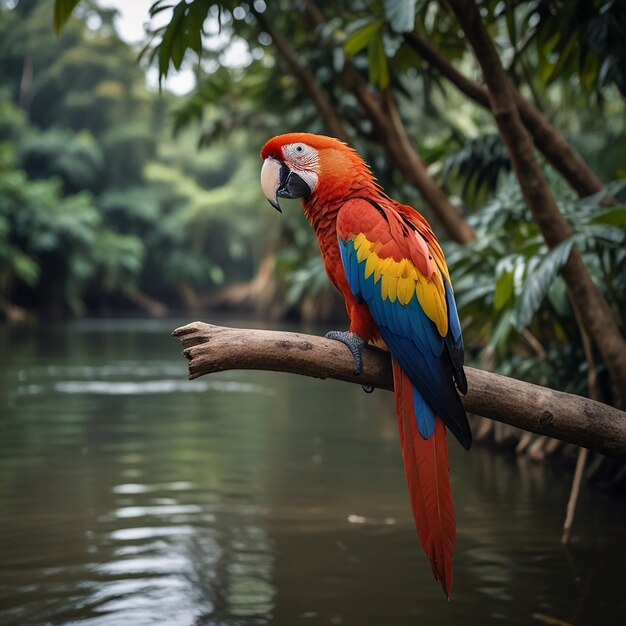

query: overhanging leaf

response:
[344,20,380,56]
[158,1,187,81]
[53,0,81,34]
[494,269,514,311]
[517,237,578,330]
[149,1,174,18]
[187,1,210,55]
[368,32,390,89]
[581,223,626,245]
[590,207,626,227]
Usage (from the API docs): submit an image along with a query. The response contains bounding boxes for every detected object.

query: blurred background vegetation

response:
[0,0,268,320]
[2,0,626,409]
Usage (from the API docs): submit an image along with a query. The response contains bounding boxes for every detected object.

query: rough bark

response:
[404,32,607,198]
[172,322,626,461]
[447,0,626,407]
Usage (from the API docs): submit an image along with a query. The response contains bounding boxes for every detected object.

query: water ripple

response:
[106,505,205,520]
[112,482,195,495]
[108,526,195,542]
[10,379,274,397]
[52,380,274,396]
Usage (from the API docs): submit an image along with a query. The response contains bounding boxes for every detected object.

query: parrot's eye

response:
[293,144,308,157]
[287,143,311,159]
[284,142,318,170]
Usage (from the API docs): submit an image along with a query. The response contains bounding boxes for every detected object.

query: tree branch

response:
[172,322,626,462]
[250,7,350,144]
[404,32,607,198]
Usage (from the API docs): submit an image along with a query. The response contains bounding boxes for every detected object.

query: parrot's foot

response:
[325,331,366,376]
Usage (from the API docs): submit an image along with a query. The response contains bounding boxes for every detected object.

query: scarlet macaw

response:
[260,133,471,597]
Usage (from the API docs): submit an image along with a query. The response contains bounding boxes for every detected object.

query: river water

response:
[0,318,624,626]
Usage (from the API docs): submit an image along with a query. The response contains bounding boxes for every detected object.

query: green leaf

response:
[504,0,517,48]
[384,0,416,34]
[494,269,514,311]
[158,1,187,80]
[344,20,380,56]
[153,1,213,80]
[10,250,39,286]
[547,277,569,317]
[517,237,577,330]
[590,207,626,227]
[456,283,493,309]
[368,33,390,89]
[187,0,210,55]
[581,223,626,245]
[53,0,81,34]
[491,309,516,360]
[149,1,174,17]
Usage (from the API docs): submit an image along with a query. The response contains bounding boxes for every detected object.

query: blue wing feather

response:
[340,239,362,301]
[339,236,470,449]
[361,269,376,302]
[446,282,462,343]
[444,281,467,394]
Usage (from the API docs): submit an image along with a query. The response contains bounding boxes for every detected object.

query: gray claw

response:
[325,330,366,376]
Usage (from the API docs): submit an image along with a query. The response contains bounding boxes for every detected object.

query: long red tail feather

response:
[392,359,456,597]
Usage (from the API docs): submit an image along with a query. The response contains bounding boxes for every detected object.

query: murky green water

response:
[1,318,625,626]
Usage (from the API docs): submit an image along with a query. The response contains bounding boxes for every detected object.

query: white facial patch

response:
[283,143,319,193]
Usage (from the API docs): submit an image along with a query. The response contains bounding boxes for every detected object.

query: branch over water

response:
[173,322,626,461]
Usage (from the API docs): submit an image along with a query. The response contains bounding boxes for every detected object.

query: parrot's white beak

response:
[261,157,283,212]
[261,157,313,213]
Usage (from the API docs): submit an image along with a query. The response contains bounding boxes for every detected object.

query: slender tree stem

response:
[561,448,589,545]
[561,300,601,544]
[251,7,350,143]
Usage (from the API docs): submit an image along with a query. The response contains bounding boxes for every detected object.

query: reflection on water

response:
[0,319,625,625]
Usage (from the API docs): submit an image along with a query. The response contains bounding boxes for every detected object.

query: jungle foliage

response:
[0,0,268,317]
[13,0,626,401]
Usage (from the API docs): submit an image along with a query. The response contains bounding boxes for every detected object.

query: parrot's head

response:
[260,133,367,212]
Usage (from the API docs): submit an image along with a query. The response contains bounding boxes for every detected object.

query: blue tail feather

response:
[412,384,436,439]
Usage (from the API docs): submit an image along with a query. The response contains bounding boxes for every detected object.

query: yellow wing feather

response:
[350,233,449,336]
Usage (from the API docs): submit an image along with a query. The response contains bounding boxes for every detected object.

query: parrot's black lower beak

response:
[261,158,312,213]
[276,167,311,204]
